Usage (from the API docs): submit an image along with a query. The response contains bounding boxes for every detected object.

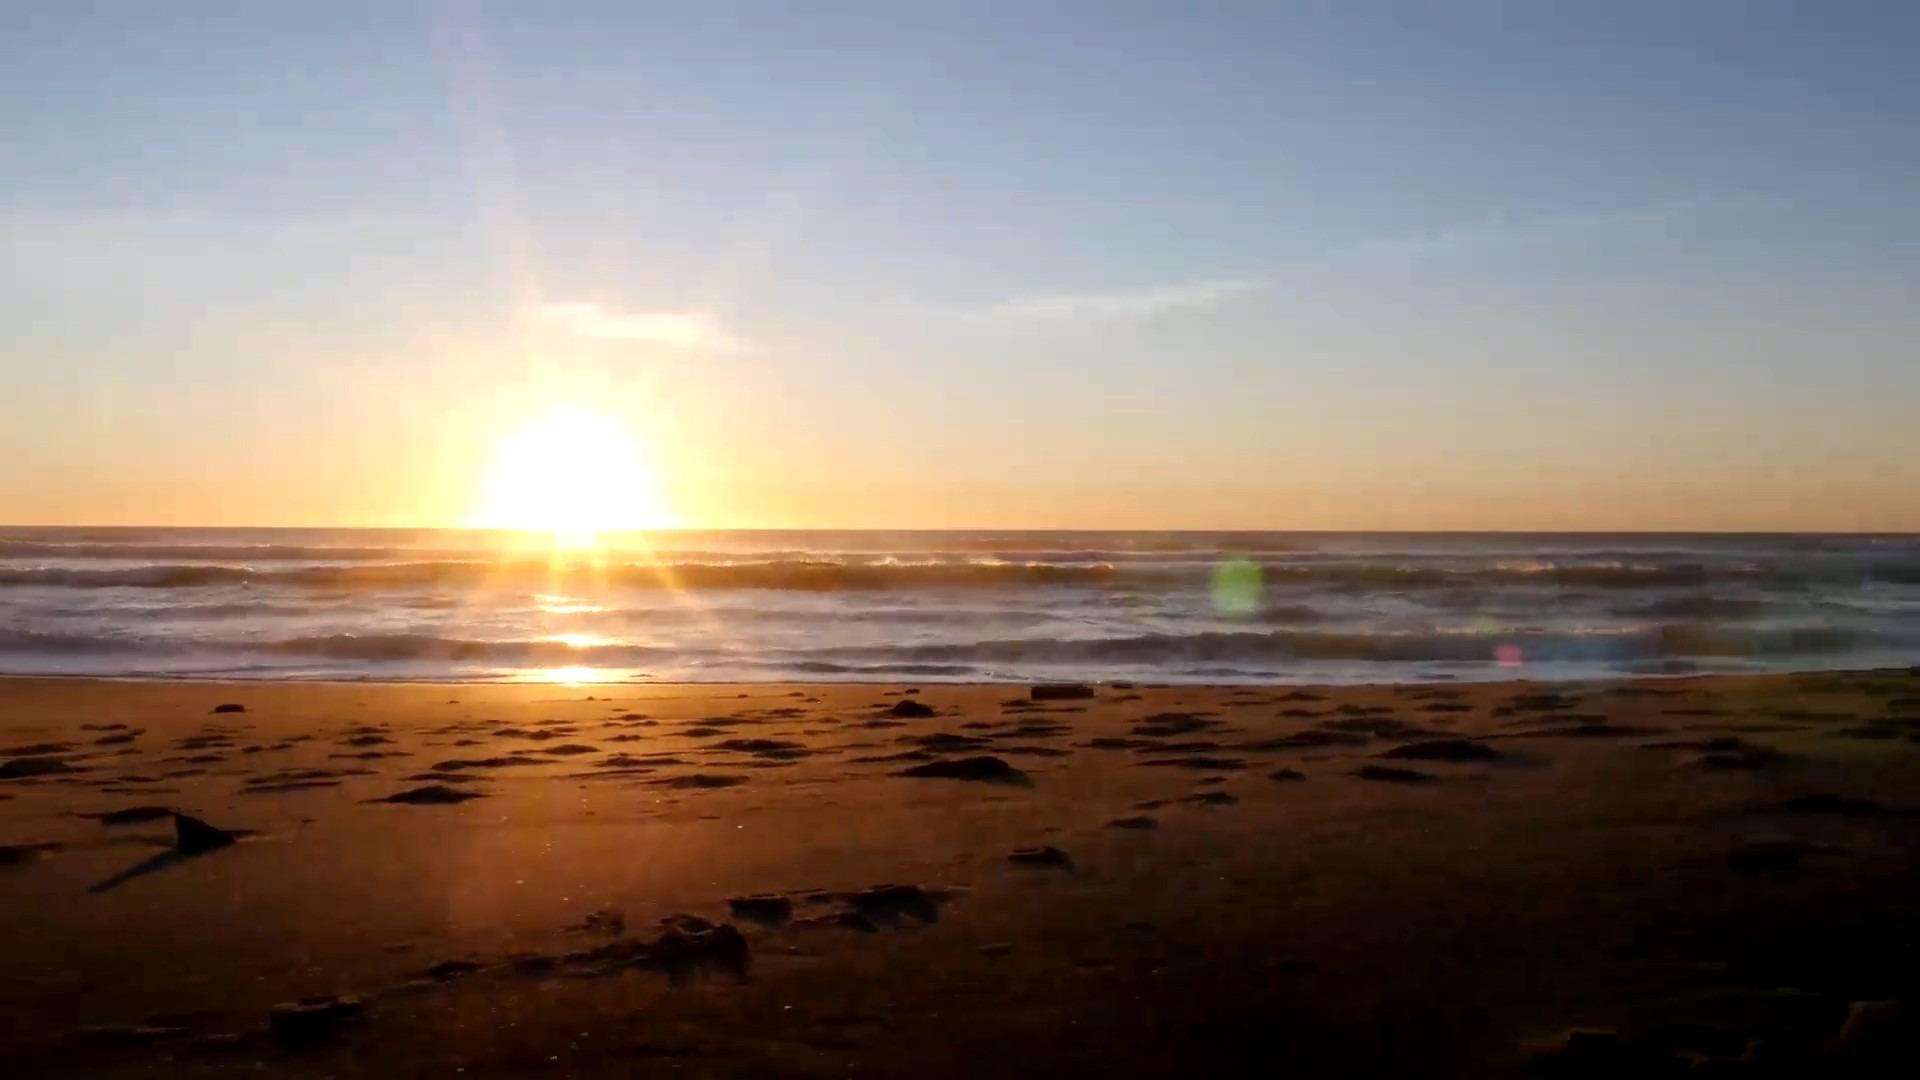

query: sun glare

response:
[471,405,677,545]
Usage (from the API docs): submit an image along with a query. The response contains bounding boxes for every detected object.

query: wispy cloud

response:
[997,278,1261,320]
[980,192,1773,323]
[532,302,742,351]
[1336,191,1783,268]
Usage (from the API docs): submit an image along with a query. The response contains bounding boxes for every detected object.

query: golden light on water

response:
[469,405,678,547]
[457,406,731,685]
[524,664,607,685]
[535,595,606,615]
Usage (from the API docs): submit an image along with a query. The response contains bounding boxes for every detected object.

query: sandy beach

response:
[4,671,1920,1076]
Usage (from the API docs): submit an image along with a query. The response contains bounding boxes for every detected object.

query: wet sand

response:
[4,671,1920,1076]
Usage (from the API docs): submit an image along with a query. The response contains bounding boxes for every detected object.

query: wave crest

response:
[0,559,1123,592]
[5,557,1896,594]
[806,623,1872,665]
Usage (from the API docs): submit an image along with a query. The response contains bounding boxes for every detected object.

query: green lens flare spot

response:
[1211,558,1263,616]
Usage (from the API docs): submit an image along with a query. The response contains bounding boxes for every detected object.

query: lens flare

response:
[1211,558,1264,615]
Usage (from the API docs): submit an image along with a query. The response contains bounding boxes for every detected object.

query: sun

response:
[469,405,678,545]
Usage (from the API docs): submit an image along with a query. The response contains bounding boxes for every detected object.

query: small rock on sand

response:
[1031,684,1095,701]
[1782,793,1884,816]
[1562,723,1652,738]
[1007,845,1072,868]
[908,732,993,750]
[1510,693,1580,711]
[791,911,881,933]
[267,995,363,1044]
[506,953,558,976]
[426,959,484,981]
[648,773,747,789]
[887,699,937,718]
[651,917,750,976]
[1354,765,1439,784]
[2,742,73,757]
[0,756,80,779]
[895,756,1028,783]
[430,755,543,770]
[79,805,173,826]
[1249,730,1368,749]
[1131,713,1216,737]
[373,785,487,805]
[1322,716,1432,738]
[1379,738,1502,762]
[210,703,247,714]
[1138,756,1246,771]
[727,894,794,924]
[714,738,807,758]
[846,883,944,922]
[1269,768,1307,782]
[173,812,238,853]
[537,743,599,756]
[567,909,626,936]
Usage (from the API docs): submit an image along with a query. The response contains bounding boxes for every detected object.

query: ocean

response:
[1,528,1917,684]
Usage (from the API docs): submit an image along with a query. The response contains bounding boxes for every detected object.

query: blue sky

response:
[4,1,1917,528]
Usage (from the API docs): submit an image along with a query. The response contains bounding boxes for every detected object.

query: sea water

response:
[2,529,1917,684]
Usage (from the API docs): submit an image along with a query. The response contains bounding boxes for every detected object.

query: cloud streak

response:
[982,192,1770,324]
[1334,191,1782,269]
[997,278,1261,320]
[532,302,741,351]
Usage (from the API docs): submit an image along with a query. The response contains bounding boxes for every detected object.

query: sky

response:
[3,0,1918,531]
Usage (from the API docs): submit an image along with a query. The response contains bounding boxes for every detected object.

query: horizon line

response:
[3,524,1918,537]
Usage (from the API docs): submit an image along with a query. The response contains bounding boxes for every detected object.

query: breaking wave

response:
[0,560,1124,591]
[7,557,1920,593]
[5,623,1868,669]
[796,623,1875,666]
[0,628,158,654]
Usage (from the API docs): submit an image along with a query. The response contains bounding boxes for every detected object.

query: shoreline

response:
[6,668,1919,1075]
[2,662,1912,690]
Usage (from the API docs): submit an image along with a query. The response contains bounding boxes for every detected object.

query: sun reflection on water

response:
[535,594,606,615]
[521,665,611,685]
